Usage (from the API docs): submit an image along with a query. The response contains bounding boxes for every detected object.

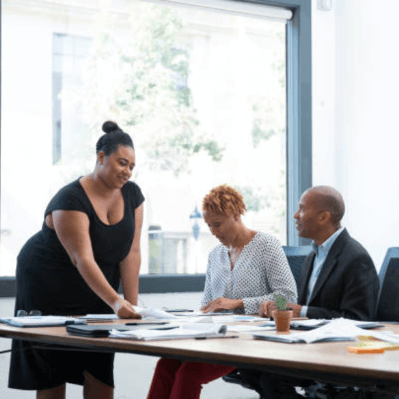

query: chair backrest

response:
[282,245,313,291]
[375,247,399,322]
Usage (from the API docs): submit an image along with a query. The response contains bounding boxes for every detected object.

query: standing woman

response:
[146,185,297,399]
[9,121,144,399]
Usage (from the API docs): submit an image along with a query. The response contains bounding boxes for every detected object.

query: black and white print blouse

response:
[200,232,298,315]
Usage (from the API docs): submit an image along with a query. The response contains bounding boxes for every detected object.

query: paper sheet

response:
[132,306,180,319]
[227,325,275,333]
[110,323,227,341]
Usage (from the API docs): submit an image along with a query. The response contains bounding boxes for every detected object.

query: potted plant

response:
[272,293,293,334]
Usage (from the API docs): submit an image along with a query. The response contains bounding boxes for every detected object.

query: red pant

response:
[146,358,236,399]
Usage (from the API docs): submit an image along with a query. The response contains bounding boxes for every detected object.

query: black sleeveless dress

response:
[8,178,144,390]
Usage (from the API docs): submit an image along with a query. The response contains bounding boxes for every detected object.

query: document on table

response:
[109,323,227,341]
[132,306,179,320]
[352,320,385,329]
[227,325,275,333]
[290,319,330,330]
[78,309,259,324]
[78,314,119,321]
[173,310,233,317]
[127,307,260,323]
[0,316,86,328]
[79,307,180,322]
[78,307,179,321]
[262,318,385,331]
[173,313,261,323]
[214,315,260,323]
[253,318,391,344]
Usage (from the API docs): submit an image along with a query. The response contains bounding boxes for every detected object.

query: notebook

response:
[0,316,86,328]
[66,322,171,337]
[252,318,392,344]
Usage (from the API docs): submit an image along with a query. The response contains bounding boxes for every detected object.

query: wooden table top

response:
[1,319,399,387]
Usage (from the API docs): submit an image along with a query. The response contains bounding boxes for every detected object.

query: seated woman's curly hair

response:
[202,185,246,217]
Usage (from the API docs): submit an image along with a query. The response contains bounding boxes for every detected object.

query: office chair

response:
[310,248,399,399]
[375,247,399,322]
[222,245,312,394]
[282,245,313,290]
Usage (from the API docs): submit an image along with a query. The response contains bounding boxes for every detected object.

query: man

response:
[241,186,379,399]
[260,185,379,321]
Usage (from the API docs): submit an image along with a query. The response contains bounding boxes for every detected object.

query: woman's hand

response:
[259,300,275,317]
[200,297,243,313]
[113,298,142,319]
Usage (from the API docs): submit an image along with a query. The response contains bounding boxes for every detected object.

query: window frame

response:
[0,0,311,297]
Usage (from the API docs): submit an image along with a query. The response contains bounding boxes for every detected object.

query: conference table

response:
[1,319,399,394]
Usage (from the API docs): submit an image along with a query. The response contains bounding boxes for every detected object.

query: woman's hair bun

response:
[96,120,134,154]
[102,121,121,134]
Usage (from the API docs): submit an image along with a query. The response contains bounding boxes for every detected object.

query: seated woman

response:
[146,184,297,399]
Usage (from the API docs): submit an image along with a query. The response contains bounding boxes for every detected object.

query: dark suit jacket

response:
[298,229,379,320]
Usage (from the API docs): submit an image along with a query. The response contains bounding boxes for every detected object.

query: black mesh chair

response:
[222,245,312,393]
[375,247,399,322]
[282,245,313,290]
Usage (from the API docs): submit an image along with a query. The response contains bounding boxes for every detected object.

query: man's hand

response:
[259,301,302,318]
[286,303,302,318]
[201,297,243,313]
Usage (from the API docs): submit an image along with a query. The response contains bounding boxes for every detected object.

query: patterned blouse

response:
[201,232,298,315]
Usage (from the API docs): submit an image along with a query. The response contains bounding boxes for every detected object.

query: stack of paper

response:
[78,314,119,322]
[80,307,181,322]
[109,323,227,341]
[260,318,384,331]
[227,325,275,333]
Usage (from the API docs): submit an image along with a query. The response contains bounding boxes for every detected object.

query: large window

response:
[52,33,92,164]
[0,0,311,292]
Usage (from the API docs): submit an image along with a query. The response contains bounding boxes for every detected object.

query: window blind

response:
[145,0,293,23]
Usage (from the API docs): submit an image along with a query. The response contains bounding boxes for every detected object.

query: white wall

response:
[312,0,399,269]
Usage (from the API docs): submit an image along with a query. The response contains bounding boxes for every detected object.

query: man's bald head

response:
[304,186,345,228]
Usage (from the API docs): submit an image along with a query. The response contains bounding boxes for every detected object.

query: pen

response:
[195,335,239,340]
[125,322,169,326]
[86,320,115,324]
[164,309,194,313]
[149,326,179,330]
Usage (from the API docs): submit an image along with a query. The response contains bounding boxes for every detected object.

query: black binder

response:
[66,322,169,337]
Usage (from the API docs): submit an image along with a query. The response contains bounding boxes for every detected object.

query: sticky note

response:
[347,345,385,354]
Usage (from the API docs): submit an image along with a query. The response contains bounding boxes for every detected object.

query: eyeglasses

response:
[16,310,42,317]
